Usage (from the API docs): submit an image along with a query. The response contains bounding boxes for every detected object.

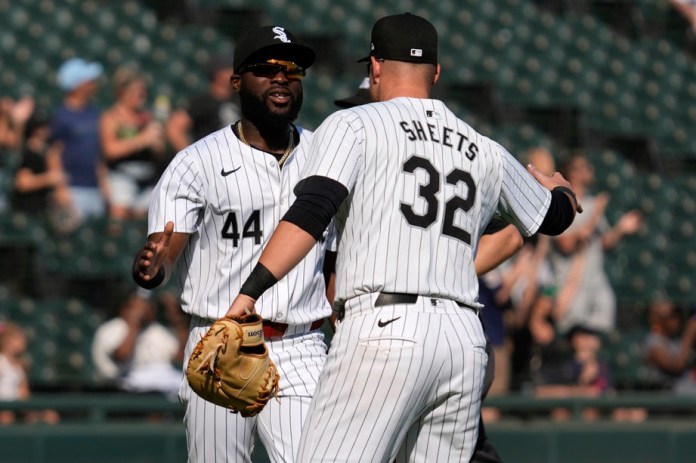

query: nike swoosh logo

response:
[221,166,241,176]
[377,317,401,328]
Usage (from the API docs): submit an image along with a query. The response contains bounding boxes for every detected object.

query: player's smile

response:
[267,88,292,106]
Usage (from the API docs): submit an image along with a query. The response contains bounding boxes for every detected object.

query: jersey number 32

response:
[400,155,476,245]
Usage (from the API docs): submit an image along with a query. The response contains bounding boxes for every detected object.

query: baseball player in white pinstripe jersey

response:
[228,13,581,463]
[132,26,335,463]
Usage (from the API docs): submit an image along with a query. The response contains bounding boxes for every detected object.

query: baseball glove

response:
[186,313,280,417]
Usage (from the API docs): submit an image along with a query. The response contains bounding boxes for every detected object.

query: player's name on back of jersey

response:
[399,119,478,161]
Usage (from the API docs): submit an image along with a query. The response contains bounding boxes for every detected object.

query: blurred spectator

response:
[100,66,165,221]
[334,77,371,108]
[491,147,557,392]
[50,57,108,228]
[0,322,60,425]
[11,109,68,218]
[0,96,34,152]
[0,96,34,212]
[535,324,612,421]
[165,54,240,152]
[91,290,188,399]
[644,300,696,395]
[671,0,696,33]
[549,153,643,335]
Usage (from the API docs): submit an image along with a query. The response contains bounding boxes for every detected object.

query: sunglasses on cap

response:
[239,59,306,79]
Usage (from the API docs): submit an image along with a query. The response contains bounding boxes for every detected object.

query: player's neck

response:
[237,120,294,155]
[376,82,431,101]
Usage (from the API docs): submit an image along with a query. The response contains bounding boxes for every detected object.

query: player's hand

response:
[226,294,257,318]
[527,163,583,213]
[135,221,174,281]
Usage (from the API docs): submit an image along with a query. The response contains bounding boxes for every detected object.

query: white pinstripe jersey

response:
[148,125,332,324]
[301,97,551,307]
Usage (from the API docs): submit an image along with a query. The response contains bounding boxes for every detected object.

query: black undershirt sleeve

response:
[537,188,575,236]
[282,176,349,240]
[482,217,509,235]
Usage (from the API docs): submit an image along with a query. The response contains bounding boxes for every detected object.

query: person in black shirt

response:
[165,55,241,152]
[12,110,67,217]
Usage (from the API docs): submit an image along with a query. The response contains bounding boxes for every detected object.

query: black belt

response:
[374,292,477,311]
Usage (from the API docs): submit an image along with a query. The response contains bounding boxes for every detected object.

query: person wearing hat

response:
[334,77,372,108]
[165,54,241,153]
[227,12,580,462]
[132,25,336,463]
[50,57,107,226]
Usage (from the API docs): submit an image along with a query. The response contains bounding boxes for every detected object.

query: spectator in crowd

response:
[91,290,188,399]
[0,96,34,212]
[333,77,371,108]
[0,322,60,425]
[11,109,68,218]
[100,66,165,221]
[165,54,240,152]
[0,96,34,152]
[51,57,108,228]
[549,153,643,335]
[644,299,696,395]
[534,324,612,421]
[671,0,696,34]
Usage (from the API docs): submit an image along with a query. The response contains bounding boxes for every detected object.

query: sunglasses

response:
[240,59,306,79]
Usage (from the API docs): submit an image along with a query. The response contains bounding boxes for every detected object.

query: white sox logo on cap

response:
[273,26,291,43]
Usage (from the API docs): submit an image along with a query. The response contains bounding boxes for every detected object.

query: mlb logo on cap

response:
[358,12,438,65]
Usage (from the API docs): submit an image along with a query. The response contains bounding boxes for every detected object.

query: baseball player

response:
[132,26,335,463]
[227,13,581,463]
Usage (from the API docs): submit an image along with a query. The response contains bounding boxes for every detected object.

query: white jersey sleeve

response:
[494,145,552,237]
[300,112,363,191]
[148,152,206,235]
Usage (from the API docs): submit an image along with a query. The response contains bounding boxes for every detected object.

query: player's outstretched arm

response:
[475,224,523,276]
[132,221,190,289]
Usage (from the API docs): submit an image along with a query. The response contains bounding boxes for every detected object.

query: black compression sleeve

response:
[239,263,278,300]
[537,189,575,236]
[283,176,349,240]
[482,217,509,235]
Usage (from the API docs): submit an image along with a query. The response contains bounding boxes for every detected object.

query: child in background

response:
[0,322,60,424]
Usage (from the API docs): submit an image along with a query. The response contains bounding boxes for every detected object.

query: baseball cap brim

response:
[242,43,315,69]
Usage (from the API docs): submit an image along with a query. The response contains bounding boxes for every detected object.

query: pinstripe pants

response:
[180,318,328,463]
[297,294,487,463]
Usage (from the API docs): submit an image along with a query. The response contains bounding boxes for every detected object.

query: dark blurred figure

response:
[165,54,240,152]
[0,96,34,212]
[11,110,67,218]
[644,300,696,395]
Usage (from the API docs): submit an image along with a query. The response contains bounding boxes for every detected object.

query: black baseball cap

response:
[233,26,316,71]
[334,77,371,108]
[358,13,438,65]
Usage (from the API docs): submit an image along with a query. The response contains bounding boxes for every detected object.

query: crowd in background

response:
[1,4,696,426]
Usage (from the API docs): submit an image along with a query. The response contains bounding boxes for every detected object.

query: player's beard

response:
[239,85,303,129]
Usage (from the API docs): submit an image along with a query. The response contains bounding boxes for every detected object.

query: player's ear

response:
[230,73,241,93]
[370,56,382,79]
[432,64,441,85]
